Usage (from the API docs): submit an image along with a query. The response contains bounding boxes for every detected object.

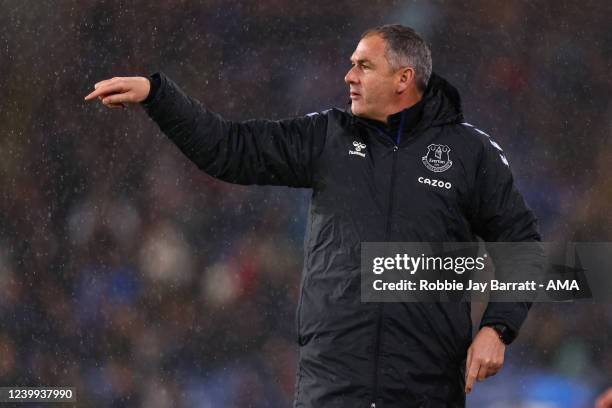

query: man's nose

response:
[344,67,357,84]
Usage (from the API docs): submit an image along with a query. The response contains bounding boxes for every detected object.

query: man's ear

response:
[397,67,416,93]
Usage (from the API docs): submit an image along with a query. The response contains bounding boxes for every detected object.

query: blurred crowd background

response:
[1,0,611,407]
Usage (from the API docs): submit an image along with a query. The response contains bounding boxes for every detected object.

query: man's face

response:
[345,34,399,122]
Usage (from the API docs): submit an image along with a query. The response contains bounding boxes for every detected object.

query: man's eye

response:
[350,63,369,70]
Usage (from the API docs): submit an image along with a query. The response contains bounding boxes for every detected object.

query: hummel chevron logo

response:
[349,141,366,157]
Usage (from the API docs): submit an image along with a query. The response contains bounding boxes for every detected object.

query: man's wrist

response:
[141,73,161,105]
[483,323,515,345]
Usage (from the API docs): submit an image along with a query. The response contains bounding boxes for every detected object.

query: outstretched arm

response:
[84,73,328,187]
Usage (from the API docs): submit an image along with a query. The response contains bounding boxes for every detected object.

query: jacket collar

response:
[349,72,464,136]
[355,98,425,137]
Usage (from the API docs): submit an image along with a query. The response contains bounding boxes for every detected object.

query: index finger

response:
[464,347,473,386]
[83,83,124,101]
[465,359,480,394]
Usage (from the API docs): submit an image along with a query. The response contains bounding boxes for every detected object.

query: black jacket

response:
[142,72,541,408]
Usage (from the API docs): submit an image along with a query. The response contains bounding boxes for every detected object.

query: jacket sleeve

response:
[468,128,543,343]
[141,72,328,188]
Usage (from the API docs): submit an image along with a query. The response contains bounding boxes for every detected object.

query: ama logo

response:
[422,144,452,173]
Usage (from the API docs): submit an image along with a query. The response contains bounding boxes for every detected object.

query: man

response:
[85,25,540,407]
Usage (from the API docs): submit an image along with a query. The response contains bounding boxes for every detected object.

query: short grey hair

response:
[361,24,432,92]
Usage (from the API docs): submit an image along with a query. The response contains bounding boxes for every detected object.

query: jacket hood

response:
[420,71,464,127]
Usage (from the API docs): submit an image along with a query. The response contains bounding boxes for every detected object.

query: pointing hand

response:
[84,76,151,109]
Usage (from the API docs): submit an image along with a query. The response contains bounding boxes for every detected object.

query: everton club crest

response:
[422,144,452,172]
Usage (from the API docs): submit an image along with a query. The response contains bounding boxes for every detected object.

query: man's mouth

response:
[350,91,361,99]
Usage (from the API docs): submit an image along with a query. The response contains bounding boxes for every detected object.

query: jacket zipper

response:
[371,112,406,408]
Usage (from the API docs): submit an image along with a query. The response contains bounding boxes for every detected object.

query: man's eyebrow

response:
[350,58,373,65]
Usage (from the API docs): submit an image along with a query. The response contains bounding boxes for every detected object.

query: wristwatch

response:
[485,323,515,345]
